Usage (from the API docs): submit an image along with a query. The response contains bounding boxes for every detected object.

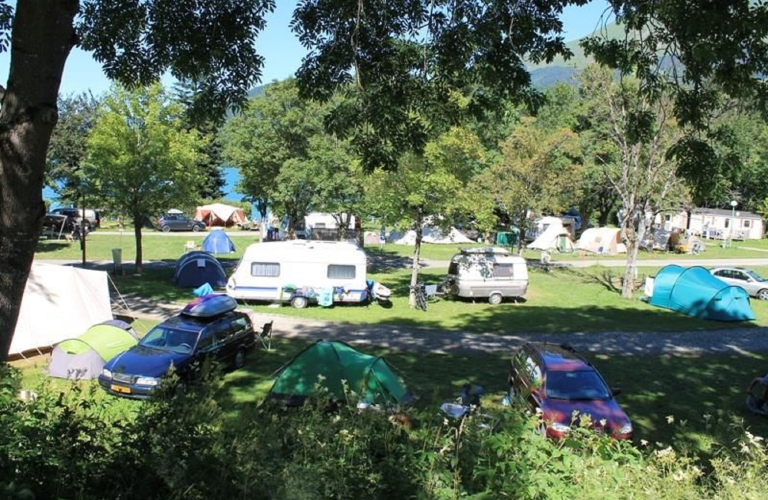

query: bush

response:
[1,366,767,500]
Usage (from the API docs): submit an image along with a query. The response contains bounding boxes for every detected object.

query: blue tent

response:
[202,230,236,254]
[650,265,756,322]
[174,252,227,288]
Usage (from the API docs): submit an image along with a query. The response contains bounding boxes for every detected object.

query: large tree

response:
[84,84,203,273]
[0,0,274,361]
[367,127,485,306]
[470,117,580,252]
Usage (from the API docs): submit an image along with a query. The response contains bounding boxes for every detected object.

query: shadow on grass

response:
[36,240,75,253]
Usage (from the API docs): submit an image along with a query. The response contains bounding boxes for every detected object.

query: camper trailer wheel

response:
[488,293,503,306]
[291,296,309,309]
[234,348,246,369]
[759,289,768,301]
[161,225,171,233]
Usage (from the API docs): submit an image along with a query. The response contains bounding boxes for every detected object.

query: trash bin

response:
[112,248,123,275]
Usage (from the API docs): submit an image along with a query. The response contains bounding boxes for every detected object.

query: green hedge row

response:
[1,365,766,500]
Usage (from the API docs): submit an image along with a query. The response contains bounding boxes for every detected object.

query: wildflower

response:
[655,446,673,458]
[600,419,607,427]
[640,440,649,447]
[666,415,674,424]
[317,374,326,382]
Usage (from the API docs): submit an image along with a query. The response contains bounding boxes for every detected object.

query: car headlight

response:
[135,376,159,386]
[549,422,571,433]
[618,423,633,435]
[101,368,112,379]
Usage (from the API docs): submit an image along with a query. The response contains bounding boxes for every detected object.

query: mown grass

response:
[109,262,768,333]
[13,337,768,457]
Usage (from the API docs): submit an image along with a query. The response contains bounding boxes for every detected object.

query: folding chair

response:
[258,321,274,351]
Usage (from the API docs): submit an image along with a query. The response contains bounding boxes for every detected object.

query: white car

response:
[710,267,768,300]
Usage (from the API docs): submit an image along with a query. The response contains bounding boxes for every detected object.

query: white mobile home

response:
[226,241,369,308]
[444,247,528,305]
[688,208,764,240]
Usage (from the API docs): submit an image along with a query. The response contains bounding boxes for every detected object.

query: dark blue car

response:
[99,310,256,399]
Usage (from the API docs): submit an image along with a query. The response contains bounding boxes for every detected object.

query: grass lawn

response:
[110,262,768,333]
[14,339,768,457]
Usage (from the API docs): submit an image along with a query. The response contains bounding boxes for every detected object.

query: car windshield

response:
[139,326,198,354]
[745,270,766,282]
[546,370,612,400]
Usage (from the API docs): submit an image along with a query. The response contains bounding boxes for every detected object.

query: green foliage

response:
[84,83,204,270]
[76,0,276,124]
[292,0,576,170]
[3,365,768,500]
[46,92,101,204]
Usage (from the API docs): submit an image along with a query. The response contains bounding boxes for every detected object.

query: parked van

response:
[226,240,369,308]
[444,247,528,305]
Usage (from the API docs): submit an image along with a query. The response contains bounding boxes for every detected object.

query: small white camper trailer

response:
[444,247,528,305]
[226,241,369,308]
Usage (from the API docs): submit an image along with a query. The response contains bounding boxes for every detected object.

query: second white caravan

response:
[226,240,369,308]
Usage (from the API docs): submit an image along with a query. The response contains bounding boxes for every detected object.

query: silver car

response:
[710,267,768,300]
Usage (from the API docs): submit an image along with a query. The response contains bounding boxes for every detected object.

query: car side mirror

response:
[612,387,622,397]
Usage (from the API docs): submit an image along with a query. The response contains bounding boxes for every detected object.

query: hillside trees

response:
[0,0,274,361]
[84,84,203,273]
[45,92,101,205]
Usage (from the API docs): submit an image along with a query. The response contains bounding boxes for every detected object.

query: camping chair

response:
[258,321,274,351]
[184,241,196,253]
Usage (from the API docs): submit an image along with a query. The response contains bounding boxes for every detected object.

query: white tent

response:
[391,226,475,245]
[528,218,575,252]
[576,227,627,255]
[10,263,112,356]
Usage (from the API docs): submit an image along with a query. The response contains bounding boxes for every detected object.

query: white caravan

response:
[444,247,529,305]
[226,240,369,308]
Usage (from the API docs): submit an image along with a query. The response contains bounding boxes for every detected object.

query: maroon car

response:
[508,342,633,440]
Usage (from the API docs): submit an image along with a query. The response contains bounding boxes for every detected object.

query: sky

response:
[1,0,610,203]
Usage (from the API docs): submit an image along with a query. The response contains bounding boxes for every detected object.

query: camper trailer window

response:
[493,263,514,278]
[327,264,356,279]
[251,262,280,277]
[745,220,751,228]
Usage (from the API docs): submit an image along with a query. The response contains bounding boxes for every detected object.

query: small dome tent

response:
[174,251,227,288]
[48,320,139,379]
[268,340,412,407]
[202,229,236,254]
[649,265,756,321]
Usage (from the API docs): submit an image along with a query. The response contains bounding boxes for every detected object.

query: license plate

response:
[111,384,131,394]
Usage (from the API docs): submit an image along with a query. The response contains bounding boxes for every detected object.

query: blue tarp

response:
[202,230,236,254]
[650,265,756,322]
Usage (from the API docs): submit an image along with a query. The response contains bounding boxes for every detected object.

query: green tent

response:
[49,320,139,379]
[268,340,411,406]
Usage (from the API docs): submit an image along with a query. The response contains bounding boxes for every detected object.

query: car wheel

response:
[291,296,309,309]
[192,224,201,232]
[161,225,171,233]
[758,289,768,301]
[233,348,246,369]
[488,293,503,306]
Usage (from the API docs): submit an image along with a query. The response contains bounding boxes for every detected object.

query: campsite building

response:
[653,210,689,232]
[687,208,764,240]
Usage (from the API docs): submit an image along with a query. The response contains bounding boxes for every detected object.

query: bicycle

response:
[409,282,428,311]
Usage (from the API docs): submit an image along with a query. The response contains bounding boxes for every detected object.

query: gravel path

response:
[112,295,768,357]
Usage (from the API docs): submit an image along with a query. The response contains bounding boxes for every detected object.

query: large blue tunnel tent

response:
[650,265,756,322]
[174,251,227,288]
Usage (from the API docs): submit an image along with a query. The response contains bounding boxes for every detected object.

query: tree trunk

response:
[409,224,423,308]
[621,215,647,298]
[133,214,143,274]
[0,0,77,361]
